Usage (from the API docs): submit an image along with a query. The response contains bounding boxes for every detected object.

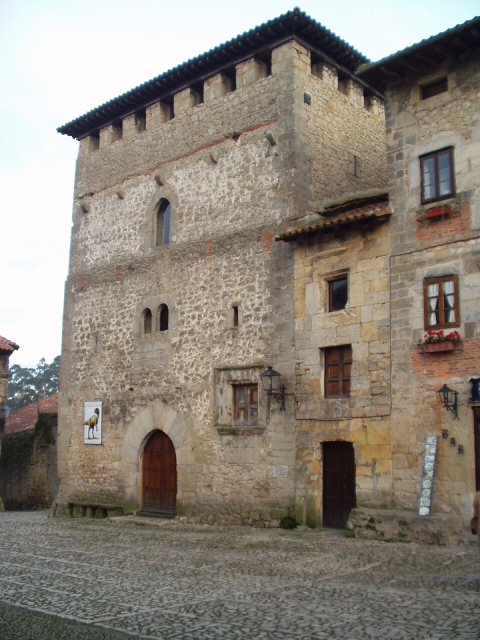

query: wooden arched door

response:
[142,431,177,517]
[322,441,356,529]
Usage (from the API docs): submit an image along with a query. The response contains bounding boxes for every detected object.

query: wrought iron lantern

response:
[260,366,286,411]
[437,384,458,419]
[469,378,480,404]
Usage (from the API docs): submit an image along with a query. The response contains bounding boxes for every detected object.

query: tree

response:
[6,356,60,412]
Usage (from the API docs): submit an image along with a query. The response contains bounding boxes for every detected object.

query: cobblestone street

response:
[0,511,479,639]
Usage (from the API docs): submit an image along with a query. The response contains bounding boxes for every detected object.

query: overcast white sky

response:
[1,0,478,367]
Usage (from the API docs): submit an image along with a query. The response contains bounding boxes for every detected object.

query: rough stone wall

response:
[58,41,307,523]
[387,53,480,521]
[0,414,57,510]
[305,64,387,210]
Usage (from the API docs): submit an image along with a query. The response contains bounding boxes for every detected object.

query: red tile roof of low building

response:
[0,336,20,354]
[277,193,391,241]
[4,394,58,436]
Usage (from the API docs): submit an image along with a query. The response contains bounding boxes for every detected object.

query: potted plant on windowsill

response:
[419,330,461,353]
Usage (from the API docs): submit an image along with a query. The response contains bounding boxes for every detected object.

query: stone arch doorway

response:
[142,430,177,517]
[322,441,356,529]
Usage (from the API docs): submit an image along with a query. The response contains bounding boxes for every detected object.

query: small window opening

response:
[159,304,169,332]
[232,305,239,327]
[329,277,348,312]
[421,77,448,100]
[161,98,174,120]
[156,200,171,246]
[224,68,236,92]
[143,308,152,334]
[135,110,146,132]
[88,132,99,152]
[112,121,123,142]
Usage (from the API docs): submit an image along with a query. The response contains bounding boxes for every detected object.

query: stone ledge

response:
[347,508,464,545]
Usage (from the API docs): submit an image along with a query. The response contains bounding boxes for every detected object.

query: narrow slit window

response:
[159,304,169,332]
[143,308,152,334]
[156,200,171,246]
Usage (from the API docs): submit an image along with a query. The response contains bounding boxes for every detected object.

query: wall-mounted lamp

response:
[469,378,480,403]
[437,384,458,420]
[260,366,286,411]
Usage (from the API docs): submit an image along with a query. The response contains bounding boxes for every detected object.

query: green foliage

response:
[6,356,60,412]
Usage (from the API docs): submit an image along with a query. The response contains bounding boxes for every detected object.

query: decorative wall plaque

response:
[418,435,438,516]
[83,401,102,445]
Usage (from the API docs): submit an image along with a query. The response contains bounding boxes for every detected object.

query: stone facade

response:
[357,18,480,537]
[57,9,480,534]
[383,53,480,522]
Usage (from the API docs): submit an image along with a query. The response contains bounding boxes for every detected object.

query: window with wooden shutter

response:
[324,345,352,398]
[234,385,258,426]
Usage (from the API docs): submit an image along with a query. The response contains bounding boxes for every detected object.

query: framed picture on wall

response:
[83,401,102,445]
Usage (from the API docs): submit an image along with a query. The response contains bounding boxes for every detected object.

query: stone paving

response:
[0,511,479,639]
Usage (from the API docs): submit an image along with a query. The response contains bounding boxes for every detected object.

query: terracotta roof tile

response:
[0,336,19,354]
[277,194,391,241]
[4,394,58,436]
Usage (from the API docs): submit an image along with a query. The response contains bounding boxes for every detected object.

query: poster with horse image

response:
[83,401,102,445]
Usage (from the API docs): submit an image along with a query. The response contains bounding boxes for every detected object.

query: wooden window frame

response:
[420,147,455,205]
[234,384,258,426]
[423,275,460,330]
[324,345,352,398]
[328,276,348,312]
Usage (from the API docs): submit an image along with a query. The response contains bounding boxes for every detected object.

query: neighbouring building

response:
[358,18,480,533]
[0,335,19,511]
[0,395,58,510]
[56,8,480,539]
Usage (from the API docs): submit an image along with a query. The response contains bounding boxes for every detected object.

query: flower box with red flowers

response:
[419,330,461,353]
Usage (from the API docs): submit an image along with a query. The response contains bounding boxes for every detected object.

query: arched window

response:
[143,308,152,334]
[159,304,169,332]
[156,200,171,246]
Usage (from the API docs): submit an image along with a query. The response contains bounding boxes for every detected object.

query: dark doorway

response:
[142,431,177,517]
[322,441,356,529]
[474,408,480,491]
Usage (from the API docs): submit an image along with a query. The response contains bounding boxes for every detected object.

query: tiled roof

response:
[4,394,58,436]
[58,8,373,140]
[0,336,19,354]
[357,16,480,90]
[277,193,391,241]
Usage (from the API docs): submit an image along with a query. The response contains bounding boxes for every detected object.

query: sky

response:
[1,0,478,367]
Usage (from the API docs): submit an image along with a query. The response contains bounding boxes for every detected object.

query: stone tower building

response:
[57,8,480,537]
[56,9,386,524]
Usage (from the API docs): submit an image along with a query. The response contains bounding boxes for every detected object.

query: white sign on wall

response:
[83,401,102,445]
[418,435,438,516]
